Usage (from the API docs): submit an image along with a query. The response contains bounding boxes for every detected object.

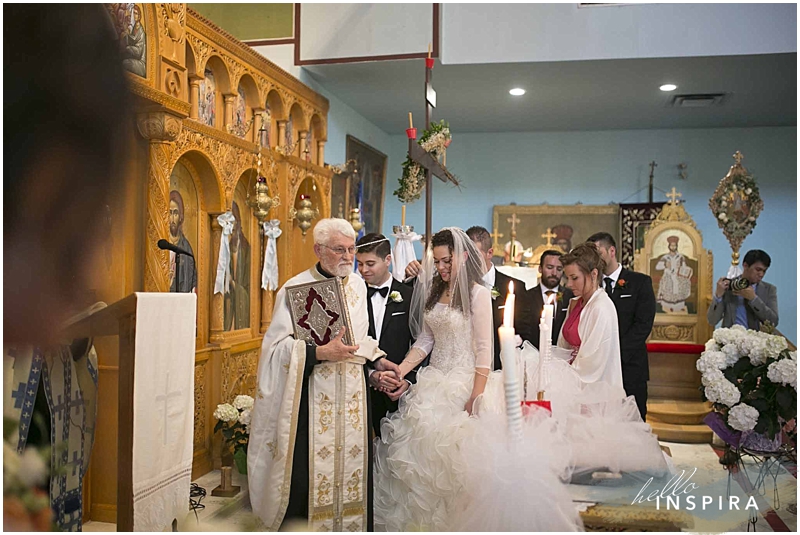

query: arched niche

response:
[309,114,324,165]
[198,55,231,128]
[287,102,307,157]
[262,89,285,150]
[222,173,257,333]
[235,73,260,142]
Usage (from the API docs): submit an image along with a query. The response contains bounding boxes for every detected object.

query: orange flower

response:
[617,278,627,288]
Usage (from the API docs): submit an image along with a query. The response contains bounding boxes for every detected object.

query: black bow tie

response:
[368,286,389,298]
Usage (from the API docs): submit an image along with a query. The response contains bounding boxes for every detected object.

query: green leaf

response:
[214,420,224,433]
[776,387,797,421]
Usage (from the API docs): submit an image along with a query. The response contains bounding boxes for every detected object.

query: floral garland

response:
[697,326,796,442]
[418,119,452,158]
[393,155,425,204]
[708,162,763,255]
[214,394,254,474]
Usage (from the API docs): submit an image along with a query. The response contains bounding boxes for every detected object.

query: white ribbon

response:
[214,212,236,295]
[262,219,282,291]
[391,229,422,282]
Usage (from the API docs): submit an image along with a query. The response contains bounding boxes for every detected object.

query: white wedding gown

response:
[373,287,581,531]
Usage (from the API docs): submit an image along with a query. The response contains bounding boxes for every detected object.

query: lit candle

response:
[542,295,554,337]
[499,323,523,441]
[401,204,406,226]
[503,281,515,328]
[538,318,550,399]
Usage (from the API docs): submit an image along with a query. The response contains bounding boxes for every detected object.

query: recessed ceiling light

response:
[660,84,678,92]
[509,88,526,96]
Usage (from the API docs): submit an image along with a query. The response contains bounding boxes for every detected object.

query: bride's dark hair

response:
[424,228,486,314]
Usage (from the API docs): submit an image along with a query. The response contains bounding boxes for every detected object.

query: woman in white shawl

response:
[554,243,670,476]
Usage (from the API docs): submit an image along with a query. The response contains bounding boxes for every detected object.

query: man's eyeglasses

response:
[321,244,356,256]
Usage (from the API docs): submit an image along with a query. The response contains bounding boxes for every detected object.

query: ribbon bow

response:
[262,219,282,291]
[214,211,236,295]
[391,229,422,282]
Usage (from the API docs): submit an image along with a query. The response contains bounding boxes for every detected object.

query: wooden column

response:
[223,93,236,131]
[188,76,202,120]
[251,107,265,145]
[317,140,325,166]
[298,130,308,159]
[277,120,287,149]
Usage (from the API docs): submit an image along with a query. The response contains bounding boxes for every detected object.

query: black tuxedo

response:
[366,278,415,437]
[526,285,573,348]
[607,268,656,420]
[490,269,535,370]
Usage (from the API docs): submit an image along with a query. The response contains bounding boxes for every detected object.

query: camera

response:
[727,276,751,292]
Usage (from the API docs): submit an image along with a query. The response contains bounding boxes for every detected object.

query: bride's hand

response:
[464,396,477,415]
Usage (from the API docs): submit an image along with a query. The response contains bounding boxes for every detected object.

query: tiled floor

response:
[83,441,796,532]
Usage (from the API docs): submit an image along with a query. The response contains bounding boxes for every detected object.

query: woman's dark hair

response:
[424,228,485,314]
[562,242,605,281]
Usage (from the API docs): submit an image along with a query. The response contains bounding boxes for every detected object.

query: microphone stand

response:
[175,251,181,293]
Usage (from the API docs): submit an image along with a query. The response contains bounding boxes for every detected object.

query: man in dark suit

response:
[526,250,573,348]
[465,226,534,370]
[356,233,416,437]
[707,249,779,330]
[588,232,656,420]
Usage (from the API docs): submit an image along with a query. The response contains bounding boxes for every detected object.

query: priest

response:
[248,218,400,532]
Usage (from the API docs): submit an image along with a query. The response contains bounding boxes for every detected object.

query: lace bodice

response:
[424,305,476,373]
[407,284,494,374]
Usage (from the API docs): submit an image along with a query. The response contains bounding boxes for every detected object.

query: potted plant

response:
[213,395,253,475]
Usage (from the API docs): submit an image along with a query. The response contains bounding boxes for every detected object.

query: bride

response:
[373,228,580,531]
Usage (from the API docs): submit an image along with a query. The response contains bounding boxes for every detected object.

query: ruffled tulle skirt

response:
[373,365,581,531]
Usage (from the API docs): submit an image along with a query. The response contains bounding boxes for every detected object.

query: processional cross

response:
[507,213,521,260]
[733,151,744,165]
[541,227,557,247]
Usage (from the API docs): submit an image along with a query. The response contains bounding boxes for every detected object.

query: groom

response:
[356,233,418,438]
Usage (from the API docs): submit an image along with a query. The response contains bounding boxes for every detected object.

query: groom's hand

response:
[404,260,422,279]
[386,380,410,401]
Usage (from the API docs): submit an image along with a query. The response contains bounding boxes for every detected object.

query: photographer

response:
[707,249,778,329]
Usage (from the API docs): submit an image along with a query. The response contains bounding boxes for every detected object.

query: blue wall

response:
[381,127,797,342]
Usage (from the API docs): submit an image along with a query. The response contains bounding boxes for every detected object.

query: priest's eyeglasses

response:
[321,244,356,256]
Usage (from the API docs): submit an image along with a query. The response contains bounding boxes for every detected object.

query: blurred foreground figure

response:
[4,5,129,531]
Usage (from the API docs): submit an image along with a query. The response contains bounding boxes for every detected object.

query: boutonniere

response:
[491,287,500,300]
[617,278,627,289]
[389,291,403,303]
[556,291,564,303]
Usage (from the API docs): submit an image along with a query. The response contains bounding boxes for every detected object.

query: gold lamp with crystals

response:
[247,113,279,224]
[289,148,319,236]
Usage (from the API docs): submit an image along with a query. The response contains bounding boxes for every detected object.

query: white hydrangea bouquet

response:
[697,325,796,450]
[213,394,254,474]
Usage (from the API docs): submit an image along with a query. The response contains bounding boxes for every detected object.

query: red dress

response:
[561,298,585,350]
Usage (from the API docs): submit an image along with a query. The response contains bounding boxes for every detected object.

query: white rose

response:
[697,351,727,374]
[718,213,727,220]
[728,403,759,432]
[746,188,752,195]
[17,448,48,488]
[233,395,254,410]
[214,403,239,423]
[767,358,797,390]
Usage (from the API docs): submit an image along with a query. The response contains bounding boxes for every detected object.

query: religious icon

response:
[233,85,247,138]
[551,224,573,253]
[224,182,252,331]
[285,115,293,149]
[168,162,198,294]
[107,3,147,78]
[346,135,387,234]
[199,68,216,126]
[261,102,272,147]
[649,230,698,314]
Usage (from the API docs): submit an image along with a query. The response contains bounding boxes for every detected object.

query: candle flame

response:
[546,292,556,305]
[508,280,514,295]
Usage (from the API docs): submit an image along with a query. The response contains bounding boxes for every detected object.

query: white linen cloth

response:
[214,212,235,294]
[262,219,282,291]
[132,293,196,531]
[391,229,422,282]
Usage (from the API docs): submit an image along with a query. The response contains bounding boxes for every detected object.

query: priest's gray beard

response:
[332,262,352,278]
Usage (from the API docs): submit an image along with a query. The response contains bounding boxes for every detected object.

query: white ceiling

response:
[304,53,796,134]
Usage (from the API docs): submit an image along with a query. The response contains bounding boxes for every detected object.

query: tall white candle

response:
[503,281,515,328]
[499,323,523,441]
[537,319,550,397]
[542,295,555,336]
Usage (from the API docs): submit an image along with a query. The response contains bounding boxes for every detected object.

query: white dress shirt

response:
[601,264,623,292]
[369,275,393,341]
[540,283,561,301]
[483,265,496,289]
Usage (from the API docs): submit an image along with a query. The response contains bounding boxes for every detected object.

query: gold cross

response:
[489,228,504,250]
[733,151,744,165]
[666,187,682,205]
[507,213,520,234]
[541,227,557,246]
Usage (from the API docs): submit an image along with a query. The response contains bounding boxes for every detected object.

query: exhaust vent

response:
[669,93,728,108]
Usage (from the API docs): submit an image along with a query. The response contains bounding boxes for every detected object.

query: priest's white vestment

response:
[249,265,372,531]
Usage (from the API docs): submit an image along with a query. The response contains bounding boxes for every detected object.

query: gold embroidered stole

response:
[307,360,368,531]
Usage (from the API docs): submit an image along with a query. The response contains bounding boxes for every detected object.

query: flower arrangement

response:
[418,119,451,158]
[3,418,53,531]
[214,394,254,474]
[697,326,796,448]
[393,156,425,204]
[708,156,764,257]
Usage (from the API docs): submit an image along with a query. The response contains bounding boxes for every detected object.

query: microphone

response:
[158,239,194,258]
